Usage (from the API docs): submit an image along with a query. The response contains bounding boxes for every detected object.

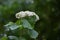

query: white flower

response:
[32,12,40,21]
[15,13,21,19]
[25,11,34,16]
[19,11,27,17]
[35,14,39,21]
[15,11,27,19]
[15,11,40,21]
[25,11,39,21]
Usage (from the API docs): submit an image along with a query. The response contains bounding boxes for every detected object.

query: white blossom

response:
[25,11,34,16]
[25,11,39,21]
[15,13,21,19]
[35,14,39,21]
[15,11,27,19]
[15,11,40,21]
[32,12,39,21]
[19,11,27,17]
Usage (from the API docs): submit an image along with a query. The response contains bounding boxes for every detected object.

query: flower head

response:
[32,12,39,21]
[25,11,34,16]
[15,13,21,19]
[15,11,40,21]
[15,11,27,19]
[19,11,27,17]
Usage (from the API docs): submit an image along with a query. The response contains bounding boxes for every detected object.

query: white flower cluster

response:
[15,11,39,21]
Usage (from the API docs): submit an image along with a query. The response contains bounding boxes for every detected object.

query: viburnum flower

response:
[25,11,39,21]
[25,11,34,16]
[32,12,39,21]
[15,11,27,19]
[15,11,39,21]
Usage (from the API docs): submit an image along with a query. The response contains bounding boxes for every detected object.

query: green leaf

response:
[21,19,33,29]
[4,22,14,27]
[28,29,38,39]
[4,22,19,31]
[8,24,19,30]
[8,36,18,40]
[19,37,26,40]
[25,16,36,25]
[16,20,21,25]
[1,36,8,40]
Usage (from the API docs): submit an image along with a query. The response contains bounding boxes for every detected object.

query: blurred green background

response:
[0,0,60,40]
